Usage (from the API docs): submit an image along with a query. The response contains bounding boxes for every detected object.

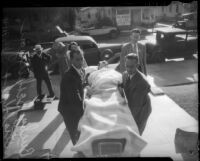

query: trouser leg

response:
[61,115,80,145]
[60,111,83,145]
[43,74,54,96]
[36,77,42,96]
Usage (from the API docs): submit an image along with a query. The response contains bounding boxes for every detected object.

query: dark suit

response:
[117,42,147,75]
[58,65,85,145]
[30,52,54,96]
[122,70,151,135]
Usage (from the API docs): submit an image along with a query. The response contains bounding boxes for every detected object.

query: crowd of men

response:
[28,28,151,147]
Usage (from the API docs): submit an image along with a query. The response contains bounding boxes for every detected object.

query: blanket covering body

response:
[71,67,147,157]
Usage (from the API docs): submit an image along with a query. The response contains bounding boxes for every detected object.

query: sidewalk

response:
[3,60,198,159]
[4,93,198,159]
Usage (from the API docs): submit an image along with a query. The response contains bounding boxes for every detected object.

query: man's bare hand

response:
[85,86,94,98]
[98,60,108,69]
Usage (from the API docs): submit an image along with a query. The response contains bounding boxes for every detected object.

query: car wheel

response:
[184,55,194,60]
[151,51,165,63]
[110,30,118,39]
[100,49,114,61]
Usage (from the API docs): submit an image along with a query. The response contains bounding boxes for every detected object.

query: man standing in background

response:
[117,28,147,75]
[30,44,55,100]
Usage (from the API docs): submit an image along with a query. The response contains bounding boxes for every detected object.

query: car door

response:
[161,34,177,58]
[185,33,197,56]
[164,34,186,59]
[88,26,104,36]
[174,33,188,58]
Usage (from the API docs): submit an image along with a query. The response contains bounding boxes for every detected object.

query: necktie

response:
[80,69,85,82]
[133,43,140,63]
[126,75,131,84]
[133,44,137,53]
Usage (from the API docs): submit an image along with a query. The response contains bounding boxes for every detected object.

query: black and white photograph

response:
[2,2,198,160]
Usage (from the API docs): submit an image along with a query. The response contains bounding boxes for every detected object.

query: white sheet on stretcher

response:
[71,67,147,157]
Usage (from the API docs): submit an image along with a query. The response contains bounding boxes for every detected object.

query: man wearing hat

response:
[30,44,55,100]
[51,42,70,78]
[116,28,147,75]
[67,41,88,68]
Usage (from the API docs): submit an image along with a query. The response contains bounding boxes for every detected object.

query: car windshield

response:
[81,43,97,50]
[63,41,97,50]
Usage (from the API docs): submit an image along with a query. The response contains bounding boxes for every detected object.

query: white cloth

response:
[71,68,147,157]
[131,43,140,63]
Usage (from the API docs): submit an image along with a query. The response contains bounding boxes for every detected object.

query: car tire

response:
[100,49,114,61]
[110,30,118,39]
[151,51,165,63]
[184,55,194,60]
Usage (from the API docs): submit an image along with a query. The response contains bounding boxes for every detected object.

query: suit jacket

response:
[30,52,51,78]
[122,70,151,134]
[118,42,147,75]
[58,65,85,117]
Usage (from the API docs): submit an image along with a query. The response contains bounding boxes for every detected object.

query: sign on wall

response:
[116,9,131,26]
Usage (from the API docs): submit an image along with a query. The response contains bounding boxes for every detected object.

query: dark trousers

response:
[60,109,83,145]
[36,74,54,96]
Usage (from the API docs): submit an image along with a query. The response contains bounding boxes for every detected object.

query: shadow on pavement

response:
[18,109,48,124]
[147,59,198,87]
[19,114,65,157]
[51,129,70,156]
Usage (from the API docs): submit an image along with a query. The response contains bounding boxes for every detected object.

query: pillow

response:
[88,68,122,91]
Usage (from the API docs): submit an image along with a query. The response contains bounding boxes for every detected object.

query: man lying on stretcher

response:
[71,58,149,157]
[85,53,151,136]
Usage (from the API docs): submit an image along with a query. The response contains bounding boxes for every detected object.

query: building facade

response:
[114,1,192,29]
[78,7,113,27]
[77,2,192,30]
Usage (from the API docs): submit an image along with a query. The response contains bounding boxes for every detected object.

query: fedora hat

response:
[33,44,43,51]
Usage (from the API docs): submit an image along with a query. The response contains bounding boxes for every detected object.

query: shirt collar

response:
[72,64,84,76]
[72,64,81,72]
[129,72,136,80]
[131,42,138,48]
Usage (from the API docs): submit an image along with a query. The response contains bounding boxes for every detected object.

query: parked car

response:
[80,26,120,39]
[144,27,197,63]
[173,12,197,30]
[23,26,67,46]
[1,51,30,79]
[40,35,122,73]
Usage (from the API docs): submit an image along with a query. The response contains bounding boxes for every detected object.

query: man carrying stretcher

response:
[71,53,151,157]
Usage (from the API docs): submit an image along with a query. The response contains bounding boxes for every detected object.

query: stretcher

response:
[71,67,147,157]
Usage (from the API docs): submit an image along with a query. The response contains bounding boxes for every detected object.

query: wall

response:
[80,7,113,27]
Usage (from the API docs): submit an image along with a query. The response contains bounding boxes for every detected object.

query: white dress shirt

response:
[131,43,140,63]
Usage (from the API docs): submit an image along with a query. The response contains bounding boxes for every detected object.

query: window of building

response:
[117,9,129,15]
[88,12,91,19]
[108,9,110,15]
[169,5,172,12]
[176,4,179,13]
